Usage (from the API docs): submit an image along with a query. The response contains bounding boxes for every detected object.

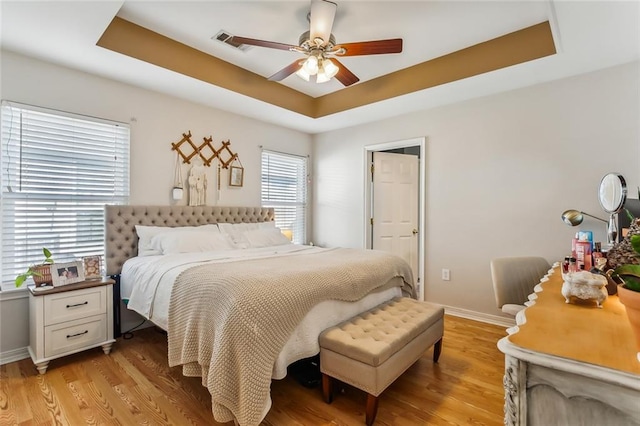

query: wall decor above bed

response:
[170,130,240,169]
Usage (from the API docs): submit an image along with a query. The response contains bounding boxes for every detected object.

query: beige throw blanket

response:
[167,247,414,426]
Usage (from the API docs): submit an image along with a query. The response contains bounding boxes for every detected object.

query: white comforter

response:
[120,245,402,379]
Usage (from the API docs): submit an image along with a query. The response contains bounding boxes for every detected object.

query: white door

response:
[372,151,419,284]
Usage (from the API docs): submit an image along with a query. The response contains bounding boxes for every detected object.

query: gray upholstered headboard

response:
[104,205,275,275]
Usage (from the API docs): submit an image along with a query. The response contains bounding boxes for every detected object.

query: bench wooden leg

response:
[365,394,379,426]
[433,338,443,363]
[322,373,333,404]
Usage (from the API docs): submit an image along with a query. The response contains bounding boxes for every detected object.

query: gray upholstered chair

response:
[490,256,551,316]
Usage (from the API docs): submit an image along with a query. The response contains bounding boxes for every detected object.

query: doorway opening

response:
[364,137,426,300]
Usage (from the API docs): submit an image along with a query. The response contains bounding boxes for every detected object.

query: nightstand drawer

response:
[45,314,107,358]
[44,286,107,326]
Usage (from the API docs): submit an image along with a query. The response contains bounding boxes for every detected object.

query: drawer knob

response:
[66,301,88,308]
[67,330,89,339]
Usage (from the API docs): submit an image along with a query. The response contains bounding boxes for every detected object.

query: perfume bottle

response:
[569,257,578,273]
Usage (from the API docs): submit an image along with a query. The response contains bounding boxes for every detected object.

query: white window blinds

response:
[0,102,130,290]
[261,150,307,244]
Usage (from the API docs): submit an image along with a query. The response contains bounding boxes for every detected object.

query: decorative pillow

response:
[135,224,220,256]
[150,230,234,254]
[244,228,291,248]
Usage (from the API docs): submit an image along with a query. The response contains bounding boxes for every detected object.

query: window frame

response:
[260,149,308,245]
[0,101,130,291]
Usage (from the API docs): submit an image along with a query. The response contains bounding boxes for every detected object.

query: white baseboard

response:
[443,305,515,329]
[0,347,29,365]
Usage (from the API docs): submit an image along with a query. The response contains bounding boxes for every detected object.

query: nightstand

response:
[28,277,115,374]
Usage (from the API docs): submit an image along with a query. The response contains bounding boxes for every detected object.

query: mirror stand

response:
[607,213,619,247]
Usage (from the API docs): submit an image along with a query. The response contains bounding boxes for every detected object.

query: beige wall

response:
[312,61,640,321]
[0,51,312,358]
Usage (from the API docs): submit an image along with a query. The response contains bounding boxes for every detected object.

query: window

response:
[261,150,308,244]
[1,102,130,290]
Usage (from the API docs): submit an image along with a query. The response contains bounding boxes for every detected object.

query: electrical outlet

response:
[441,269,450,281]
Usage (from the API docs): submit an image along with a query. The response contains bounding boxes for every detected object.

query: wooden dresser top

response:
[508,267,640,375]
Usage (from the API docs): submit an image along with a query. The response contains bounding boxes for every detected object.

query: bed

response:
[105,205,415,426]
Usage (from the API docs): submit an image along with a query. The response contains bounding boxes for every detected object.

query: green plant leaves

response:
[631,234,640,256]
[14,247,53,287]
[613,263,640,292]
[15,275,26,287]
[43,247,53,263]
[622,276,640,292]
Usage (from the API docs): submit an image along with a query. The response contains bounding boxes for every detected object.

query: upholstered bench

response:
[319,297,444,425]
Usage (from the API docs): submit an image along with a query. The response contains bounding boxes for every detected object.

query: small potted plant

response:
[15,247,54,287]
[613,232,640,361]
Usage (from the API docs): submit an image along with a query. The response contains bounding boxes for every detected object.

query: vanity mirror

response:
[561,173,627,247]
[599,173,627,245]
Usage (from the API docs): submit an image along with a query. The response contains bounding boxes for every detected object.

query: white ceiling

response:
[1,1,639,134]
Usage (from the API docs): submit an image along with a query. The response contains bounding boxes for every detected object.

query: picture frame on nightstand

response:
[51,261,85,287]
[82,255,102,280]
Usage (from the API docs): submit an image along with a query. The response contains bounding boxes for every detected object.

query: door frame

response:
[363,137,426,301]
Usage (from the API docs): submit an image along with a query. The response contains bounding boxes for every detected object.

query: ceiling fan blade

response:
[229,36,297,51]
[334,39,403,56]
[331,58,359,86]
[268,60,303,81]
[309,0,337,46]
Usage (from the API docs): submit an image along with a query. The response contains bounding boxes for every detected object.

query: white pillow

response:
[150,230,234,254]
[217,221,275,232]
[135,224,220,256]
[244,228,291,248]
[218,222,279,249]
[217,223,256,249]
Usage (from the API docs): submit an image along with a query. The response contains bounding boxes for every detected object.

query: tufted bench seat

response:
[319,297,444,425]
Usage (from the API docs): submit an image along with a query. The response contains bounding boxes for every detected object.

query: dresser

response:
[28,278,115,374]
[498,266,640,426]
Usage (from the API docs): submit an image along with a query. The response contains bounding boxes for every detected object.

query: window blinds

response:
[0,102,130,290]
[261,150,307,244]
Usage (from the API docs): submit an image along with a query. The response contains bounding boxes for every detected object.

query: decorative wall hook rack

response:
[171,131,239,169]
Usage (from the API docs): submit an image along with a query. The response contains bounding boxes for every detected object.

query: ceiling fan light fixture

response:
[295,67,312,81]
[322,58,338,78]
[316,71,330,83]
[315,58,338,83]
[302,55,319,74]
[234,0,401,87]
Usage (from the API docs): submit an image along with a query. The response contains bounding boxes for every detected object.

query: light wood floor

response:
[1,315,508,425]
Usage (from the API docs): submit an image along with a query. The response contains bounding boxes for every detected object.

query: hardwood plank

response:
[2,315,507,425]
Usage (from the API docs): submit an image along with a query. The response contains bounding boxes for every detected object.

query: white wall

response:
[312,61,640,321]
[0,51,312,358]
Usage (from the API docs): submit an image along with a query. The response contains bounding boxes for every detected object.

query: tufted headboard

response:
[104,205,275,276]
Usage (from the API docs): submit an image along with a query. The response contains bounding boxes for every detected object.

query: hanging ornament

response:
[172,152,184,201]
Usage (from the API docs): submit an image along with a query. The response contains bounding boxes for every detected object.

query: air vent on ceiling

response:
[213,30,250,51]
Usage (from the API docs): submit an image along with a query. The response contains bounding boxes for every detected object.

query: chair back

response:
[490,256,551,309]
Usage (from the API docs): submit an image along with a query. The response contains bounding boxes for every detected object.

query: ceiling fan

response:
[229,0,402,87]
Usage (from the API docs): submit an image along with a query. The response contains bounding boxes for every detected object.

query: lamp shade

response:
[302,56,318,74]
[561,209,608,226]
[562,209,584,226]
[322,58,338,78]
[295,67,311,81]
[316,70,330,83]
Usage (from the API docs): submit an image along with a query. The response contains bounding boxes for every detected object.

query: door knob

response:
[412,229,418,235]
